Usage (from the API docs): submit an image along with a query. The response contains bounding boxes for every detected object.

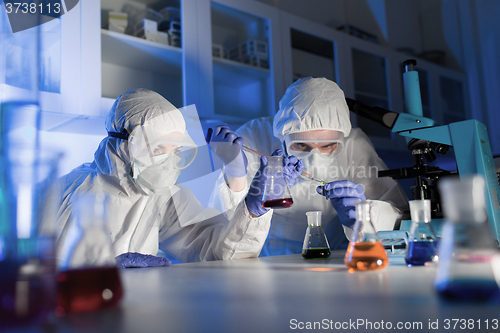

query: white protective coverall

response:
[52,89,272,263]
[209,78,408,256]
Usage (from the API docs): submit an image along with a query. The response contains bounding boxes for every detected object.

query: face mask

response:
[130,154,181,195]
[300,151,337,183]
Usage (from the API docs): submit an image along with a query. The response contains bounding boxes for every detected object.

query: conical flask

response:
[405,199,438,266]
[435,175,500,303]
[262,156,293,209]
[344,201,389,272]
[302,211,331,259]
[55,194,123,315]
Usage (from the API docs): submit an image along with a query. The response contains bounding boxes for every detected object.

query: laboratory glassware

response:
[241,145,326,184]
[435,175,500,303]
[0,146,62,328]
[344,201,389,272]
[55,194,123,316]
[261,155,293,208]
[405,199,438,266]
[302,211,331,259]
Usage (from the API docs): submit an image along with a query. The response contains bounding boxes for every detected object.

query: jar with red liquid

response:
[344,201,389,272]
[55,194,123,316]
[261,156,293,209]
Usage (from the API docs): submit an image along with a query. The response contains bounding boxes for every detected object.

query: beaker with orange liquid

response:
[344,201,389,272]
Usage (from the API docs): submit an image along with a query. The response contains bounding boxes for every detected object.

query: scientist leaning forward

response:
[209,77,409,256]
[49,88,302,267]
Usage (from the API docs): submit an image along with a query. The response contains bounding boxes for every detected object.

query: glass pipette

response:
[242,146,327,184]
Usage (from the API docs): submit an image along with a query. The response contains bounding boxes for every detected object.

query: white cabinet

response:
[38,0,470,147]
[100,0,183,110]
[208,0,283,128]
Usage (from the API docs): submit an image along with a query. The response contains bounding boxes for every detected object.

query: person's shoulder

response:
[60,163,96,184]
[344,128,376,151]
[236,117,273,134]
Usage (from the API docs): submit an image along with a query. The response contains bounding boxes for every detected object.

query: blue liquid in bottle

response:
[436,279,500,303]
[405,241,438,266]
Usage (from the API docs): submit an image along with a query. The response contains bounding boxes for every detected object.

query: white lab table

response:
[22,251,500,332]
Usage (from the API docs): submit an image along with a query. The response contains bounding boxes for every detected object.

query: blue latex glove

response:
[317,180,366,228]
[272,149,305,187]
[116,252,171,268]
[209,125,248,178]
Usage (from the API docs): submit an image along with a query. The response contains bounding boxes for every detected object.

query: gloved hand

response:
[116,252,171,268]
[209,125,248,178]
[317,180,366,228]
[272,149,305,187]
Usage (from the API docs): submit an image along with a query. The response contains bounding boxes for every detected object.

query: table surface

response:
[17,251,500,333]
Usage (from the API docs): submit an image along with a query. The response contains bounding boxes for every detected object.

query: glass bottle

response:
[302,211,331,259]
[0,147,61,328]
[435,175,500,303]
[405,199,438,266]
[262,155,293,209]
[55,194,123,316]
[344,201,389,272]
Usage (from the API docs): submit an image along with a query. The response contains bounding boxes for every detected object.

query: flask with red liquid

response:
[261,156,293,209]
[55,194,123,316]
[344,201,389,272]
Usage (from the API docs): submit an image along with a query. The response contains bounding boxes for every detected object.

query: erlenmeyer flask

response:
[405,199,438,266]
[344,201,389,272]
[302,211,331,259]
[435,175,500,303]
[262,156,293,209]
[55,194,123,316]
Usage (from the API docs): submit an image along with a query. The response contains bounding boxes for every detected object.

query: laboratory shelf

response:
[101,29,182,76]
[213,57,270,87]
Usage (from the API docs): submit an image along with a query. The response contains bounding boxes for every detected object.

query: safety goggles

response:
[284,131,344,159]
[128,124,198,170]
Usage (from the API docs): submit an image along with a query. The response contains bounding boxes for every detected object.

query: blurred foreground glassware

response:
[344,201,389,272]
[405,199,438,266]
[302,211,331,259]
[0,147,62,328]
[435,175,500,303]
[55,194,123,316]
[261,155,293,209]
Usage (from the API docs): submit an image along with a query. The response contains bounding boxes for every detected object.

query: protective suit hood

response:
[273,77,352,140]
[93,88,186,196]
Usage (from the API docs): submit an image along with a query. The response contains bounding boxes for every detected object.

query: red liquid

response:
[55,266,123,316]
[344,241,389,272]
[262,198,293,208]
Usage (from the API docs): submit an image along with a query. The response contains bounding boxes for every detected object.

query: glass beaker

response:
[55,194,123,316]
[435,175,500,303]
[302,211,331,259]
[344,201,389,272]
[261,156,293,209]
[0,146,62,328]
[405,199,438,266]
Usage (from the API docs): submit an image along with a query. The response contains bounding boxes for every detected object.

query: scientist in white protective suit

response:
[51,89,303,267]
[209,77,409,256]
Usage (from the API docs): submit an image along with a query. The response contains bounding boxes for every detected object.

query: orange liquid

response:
[344,241,388,272]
